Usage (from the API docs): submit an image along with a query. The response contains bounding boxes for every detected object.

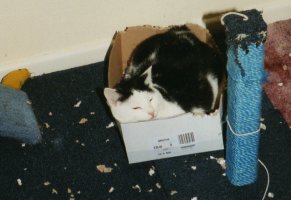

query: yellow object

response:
[1,68,31,89]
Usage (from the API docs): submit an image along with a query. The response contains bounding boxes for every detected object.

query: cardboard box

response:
[108,24,224,164]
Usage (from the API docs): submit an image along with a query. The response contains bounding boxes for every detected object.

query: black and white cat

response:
[104,25,225,123]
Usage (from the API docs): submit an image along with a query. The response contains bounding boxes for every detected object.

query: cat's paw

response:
[191,108,207,117]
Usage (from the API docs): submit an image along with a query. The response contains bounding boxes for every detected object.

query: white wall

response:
[0,0,290,78]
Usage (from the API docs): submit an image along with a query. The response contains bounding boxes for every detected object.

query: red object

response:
[264,19,291,126]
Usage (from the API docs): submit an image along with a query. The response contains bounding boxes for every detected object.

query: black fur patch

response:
[115,74,153,102]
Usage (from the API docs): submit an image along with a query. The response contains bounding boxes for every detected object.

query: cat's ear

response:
[143,66,153,85]
[104,88,120,107]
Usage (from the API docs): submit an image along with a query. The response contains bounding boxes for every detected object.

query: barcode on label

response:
[178,132,195,144]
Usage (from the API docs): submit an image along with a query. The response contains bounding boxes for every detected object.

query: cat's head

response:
[104,67,159,123]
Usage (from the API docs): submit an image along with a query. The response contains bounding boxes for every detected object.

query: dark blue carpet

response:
[0,62,290,200]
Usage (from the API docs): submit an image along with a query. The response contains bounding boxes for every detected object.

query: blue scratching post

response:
[221,10,267,186]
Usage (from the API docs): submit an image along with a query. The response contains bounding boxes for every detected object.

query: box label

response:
[120,112,224,164]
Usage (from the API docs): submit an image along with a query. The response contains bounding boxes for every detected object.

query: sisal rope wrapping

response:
[226,44,265,186]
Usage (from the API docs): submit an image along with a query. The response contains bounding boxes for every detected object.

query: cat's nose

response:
[148,111,155,119]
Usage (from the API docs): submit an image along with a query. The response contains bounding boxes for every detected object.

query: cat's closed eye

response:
[132,107,141,110]
[149,98,153,102]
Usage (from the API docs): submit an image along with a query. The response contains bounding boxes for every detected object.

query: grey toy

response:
[0,84,41,144]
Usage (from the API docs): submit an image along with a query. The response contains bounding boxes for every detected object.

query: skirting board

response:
[0,2,290,80]
[0,40,111,80]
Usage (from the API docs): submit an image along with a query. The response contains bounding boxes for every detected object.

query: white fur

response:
[104,67,185,123]
[191,107,206,115]
[125,52,156,78]
[179,34,195,45]
[206,74,218,109]
[149,51,157,61]
[189,74,218,114]
[154,89,185,119]
[104,87,185,123]
[104,70,219,123]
